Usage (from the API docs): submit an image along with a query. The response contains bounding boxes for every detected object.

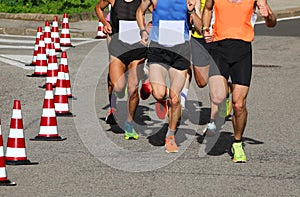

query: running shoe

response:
[232,142,247,163]
[202,122,217,137]
[140,80,152,100]
[124,121,139,140]
[155,99,168,119]
[105,108,117,125]
[165,135,178,153]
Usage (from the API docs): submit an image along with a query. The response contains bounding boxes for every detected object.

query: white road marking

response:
[0,38,34,44]
[256,15,300,24]
[0,45,33,49]
[0,36,101,69]
[1,54,33,64]
[0,56,34,70]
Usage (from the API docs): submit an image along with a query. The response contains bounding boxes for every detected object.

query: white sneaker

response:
[202,122,218,137]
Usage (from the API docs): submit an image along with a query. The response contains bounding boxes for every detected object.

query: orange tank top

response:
[213,0,254,42]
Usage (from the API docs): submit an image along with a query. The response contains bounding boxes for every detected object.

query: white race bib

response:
[158,20,185,46]
[119,20,140,44]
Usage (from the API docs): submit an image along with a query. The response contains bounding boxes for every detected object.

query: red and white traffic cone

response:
[60,13,73,47]
[51,16,62,52]
[25,26,42,66]
[95,20,107,39]
[31,83,66,141]
[54,64,74,117]
[0,120,16,186]
[5,100,38,165]
[45,43,58,87]
[60,51,74,99]
[28,35,48,77]
[44,21,52,56]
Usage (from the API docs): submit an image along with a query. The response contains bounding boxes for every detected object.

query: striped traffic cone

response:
[25,26,43,66]
[45,43,58,87]
[95,20,107,39]
[0,120,16,186]
[28,35,48,77]
[54,64,74,117]
[60,13,73,47]
[44,21,52,56]
[5,100,38,165]
[31,83,66,141]
[60,51,74,99]
[51,16,62,52]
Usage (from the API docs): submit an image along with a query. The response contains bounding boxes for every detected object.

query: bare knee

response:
[210,93,226,105]
[196,78,207,88]
[169,95,180,108]
[232,101,247,117]
[152,85,166,101]
[193,66,208,88]
[112,82,125,93]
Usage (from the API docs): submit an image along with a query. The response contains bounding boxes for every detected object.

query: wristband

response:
[201,26,209,34]
[140,29,148,37]
[188,8,195,15]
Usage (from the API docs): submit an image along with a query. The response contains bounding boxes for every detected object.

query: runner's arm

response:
[189,0,203,31]
[136,0,152,45]
[202,0,213,42]
[256,0,277,27]
[95,0,112,34]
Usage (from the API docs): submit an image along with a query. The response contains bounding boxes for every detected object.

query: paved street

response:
[0,18,299,196]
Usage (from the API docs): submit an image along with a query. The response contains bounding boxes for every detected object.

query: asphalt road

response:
[255,17,300,37]
[0,18,299,196]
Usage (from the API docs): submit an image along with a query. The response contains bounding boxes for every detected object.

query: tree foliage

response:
[0,0,99,14]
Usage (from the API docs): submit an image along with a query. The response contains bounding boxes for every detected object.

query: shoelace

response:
[167,137,175,145]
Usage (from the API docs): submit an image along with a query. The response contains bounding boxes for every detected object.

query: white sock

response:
[180,87,189,109]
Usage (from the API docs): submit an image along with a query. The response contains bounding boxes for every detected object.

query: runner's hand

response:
[103,23,112,34]
[187,0,196,11]
[204,30,213,43]
[140,30,149,46]
[257,0,269,17]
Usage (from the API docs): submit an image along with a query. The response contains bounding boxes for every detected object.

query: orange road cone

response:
[0,120,16,186]
[31,83,66,141]
[5,100,38,165]
[60,13,73,47]
[60,51,74,99]
[44,21,52,56]
[25,26,42,66]
[28,35,48,77]
[51,16,62,52]
[54,64,74,117]
[95,20,107,39]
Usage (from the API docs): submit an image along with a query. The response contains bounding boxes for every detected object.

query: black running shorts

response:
[147,41,190,71]
[210,39,252,86]
[108,35,147,66]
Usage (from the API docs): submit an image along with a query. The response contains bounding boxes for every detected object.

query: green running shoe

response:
[124,122,139,140]
[232,142,247,163]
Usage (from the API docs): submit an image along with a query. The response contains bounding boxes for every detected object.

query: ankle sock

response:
[166,128,176,137]
[234,139,242,143]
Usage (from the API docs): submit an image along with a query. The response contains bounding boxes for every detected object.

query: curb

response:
[0,7,300,38]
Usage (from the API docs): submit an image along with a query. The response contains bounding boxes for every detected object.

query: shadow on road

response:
[197,131,264,156]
